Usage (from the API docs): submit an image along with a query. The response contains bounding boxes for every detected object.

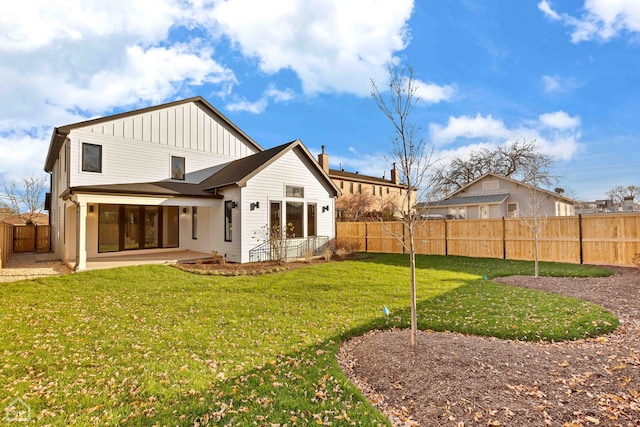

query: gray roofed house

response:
[416,173,576,219]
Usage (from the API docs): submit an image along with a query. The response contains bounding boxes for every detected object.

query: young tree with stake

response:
[371,65,438,346]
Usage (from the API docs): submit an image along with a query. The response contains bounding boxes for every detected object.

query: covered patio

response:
[85,250,210,271]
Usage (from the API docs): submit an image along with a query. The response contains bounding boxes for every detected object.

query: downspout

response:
[69,195,81,272]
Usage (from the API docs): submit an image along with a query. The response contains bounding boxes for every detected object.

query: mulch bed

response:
[173,254,358,276]
[338,267,640,427]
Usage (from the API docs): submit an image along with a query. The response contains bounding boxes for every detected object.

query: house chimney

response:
[390,163,399,184]
[318,145,329,173]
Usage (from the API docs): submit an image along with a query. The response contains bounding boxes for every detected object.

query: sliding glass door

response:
[98,205,179,253]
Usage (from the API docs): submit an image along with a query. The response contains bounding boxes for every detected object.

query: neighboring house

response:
[317,146,416,219]
[44,97,339,270]
[416,173,576,219]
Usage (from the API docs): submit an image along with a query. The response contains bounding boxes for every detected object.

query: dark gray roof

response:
[70,181,224,198]
[201,141,295,190]
[417,193,510,208]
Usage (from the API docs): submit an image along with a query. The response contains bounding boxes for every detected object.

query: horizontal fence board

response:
[336,213,640,266]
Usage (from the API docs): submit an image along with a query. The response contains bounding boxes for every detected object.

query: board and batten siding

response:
[66,101,259,188]
[240,149,336,263]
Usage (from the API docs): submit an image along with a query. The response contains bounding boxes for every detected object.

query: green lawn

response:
[0,254,617,426]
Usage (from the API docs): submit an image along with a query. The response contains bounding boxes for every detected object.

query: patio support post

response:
[75,201,88,271]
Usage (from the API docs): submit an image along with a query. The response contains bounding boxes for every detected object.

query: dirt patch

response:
[338,267,640,427]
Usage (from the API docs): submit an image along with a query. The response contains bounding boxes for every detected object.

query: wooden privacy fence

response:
[0,222,13,269]
[13,225,51,254]
[336,213,640,266]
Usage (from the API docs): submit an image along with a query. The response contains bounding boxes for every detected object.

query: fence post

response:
[502,216,506,259]
[578,214,583,265]
[365,222,368,252]
[444,219,448,256]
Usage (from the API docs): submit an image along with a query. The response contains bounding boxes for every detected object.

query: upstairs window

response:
[285,185,304,198]
[82,143,102,173]
[171,156,185,180]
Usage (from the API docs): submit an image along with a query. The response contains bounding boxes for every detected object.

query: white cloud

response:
[539,0,640,43]
[414,79,457,104]
[0,132,52,181]
[429,114,510,146]
[427,112,583,162]
[538,0,561,21]
[542,74,582,94]
[542,75,562,93]
[210,0,416,95]
[226,85,295,114]
[539,111,581,129]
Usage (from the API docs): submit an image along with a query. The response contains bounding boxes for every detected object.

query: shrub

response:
[211,251,226,266]
[303,249,314,263]
[334,238,360,256]
[322,247,333,261]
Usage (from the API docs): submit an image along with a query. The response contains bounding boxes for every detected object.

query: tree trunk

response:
[408,225,417,346]
[534,220,540,278]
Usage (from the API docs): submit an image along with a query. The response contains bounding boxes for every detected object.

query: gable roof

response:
[202,140,340,196]
[44,96,263,172]
[69,140,340,198]
[416,193,510,209]
[449,172,578,204]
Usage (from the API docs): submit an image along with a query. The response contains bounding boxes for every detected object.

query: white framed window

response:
[171,156,185,180]
[285,185,304,198]
[479,205,489,218]
[507,202,518,218]
[82,143,102,173]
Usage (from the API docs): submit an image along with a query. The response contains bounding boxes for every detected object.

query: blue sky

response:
[1,0,639,201]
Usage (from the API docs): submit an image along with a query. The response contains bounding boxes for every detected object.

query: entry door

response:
[270,202,281,239]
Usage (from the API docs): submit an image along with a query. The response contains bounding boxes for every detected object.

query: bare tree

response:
[518,153,559,278]
[336,193,376,222]
[434,139,555,196]
[1,174,48,224]
[371,65,438,346]
[606,185,640,203]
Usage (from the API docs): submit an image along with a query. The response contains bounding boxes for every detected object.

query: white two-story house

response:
[44,97,339,270]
